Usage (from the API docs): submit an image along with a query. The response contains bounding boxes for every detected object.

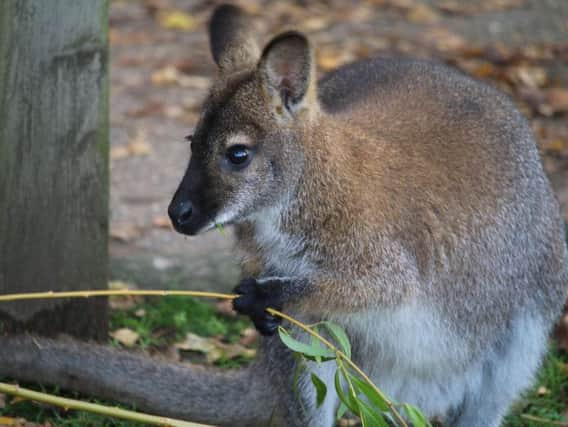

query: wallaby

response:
[1,4,567,427]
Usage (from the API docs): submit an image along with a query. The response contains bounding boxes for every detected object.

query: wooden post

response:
[0,0,109,340]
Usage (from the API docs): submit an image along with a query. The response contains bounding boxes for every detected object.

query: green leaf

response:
[322,322,352,358]
[350,375,390,412]
[310,334,323,364]
[336,402,348,420]
[334,370,359,414]
[278,327,335,359]
[403,403,432,427]
[310,373,328,407]
[215,223,225,235]
[358,400,390,427]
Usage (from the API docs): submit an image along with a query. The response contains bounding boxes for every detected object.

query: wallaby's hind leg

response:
[450,313,547,427]
[260,336,339,427]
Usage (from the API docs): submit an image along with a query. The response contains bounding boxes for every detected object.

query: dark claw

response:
[232,277,283,336]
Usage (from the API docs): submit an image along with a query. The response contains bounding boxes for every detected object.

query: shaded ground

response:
[108,0,568,292]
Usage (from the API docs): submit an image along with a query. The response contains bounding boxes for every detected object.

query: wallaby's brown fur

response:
[1,4,567,427]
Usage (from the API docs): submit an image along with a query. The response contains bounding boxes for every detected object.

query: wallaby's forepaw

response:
[233,277,283,336]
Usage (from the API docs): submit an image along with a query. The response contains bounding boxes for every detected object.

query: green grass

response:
[2,295,568,426]
[109,295,251,349]
[505,347,568,426]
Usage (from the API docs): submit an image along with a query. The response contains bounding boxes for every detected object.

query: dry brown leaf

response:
[111,129,151,160]
[472,61,498,79]
[317,49,355,71]
[152,215,173,229]
[301,17,330,31]
[437,0,521,16]
[215,299,237,317]
[164,105,184,119]
[240,327,259,347]
[110,223,141,242]
[108,280,141,310]
[110,328,140,347]
[422,28,467,53]
[175,333,256,363]
[506,65,547,88]
[406,4,439,23]
[537,386,550,396]
[547,88,568,114]
[338,418,359,427]
[544,139,568,158]
[483,43,515,65]
[126,101,164,118]
[157,10,196,31]
[151,66,211,89]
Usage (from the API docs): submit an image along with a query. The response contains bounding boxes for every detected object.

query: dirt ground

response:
[108,0,568,292]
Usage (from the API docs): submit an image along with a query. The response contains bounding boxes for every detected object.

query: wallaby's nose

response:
[168,200,193,227]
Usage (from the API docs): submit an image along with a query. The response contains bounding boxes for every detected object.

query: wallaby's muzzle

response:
[168,199,193,233]
[168,158,213,236]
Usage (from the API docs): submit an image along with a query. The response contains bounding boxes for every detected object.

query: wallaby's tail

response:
[0,335,275,426]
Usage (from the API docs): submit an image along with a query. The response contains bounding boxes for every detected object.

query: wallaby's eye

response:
[226,145,251,167]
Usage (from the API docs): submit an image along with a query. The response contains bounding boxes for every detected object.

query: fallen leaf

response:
[126,101,164,118]
[151,66,211,89]
[175,333,256,364]
[506,65,547,88]
[483,43,515,65]
[301,17,330,31]
[472,61,498,79]
[317,49,355,71]
[422,27,468,53]
[110,328,140,347]
[153,215,173,229]
[157,10,196,31]
[544,139,568,158]
[537,386,550,396]
[239,328,259,347]
[215,299,237,317]
[406,4,439,23]
[151,66,178,86]
[111,129,151,160]
[110,223,141,242]
[547,88,568,114]
[164,105,184,119]
[108,280,140,310]
[338,418,359,427]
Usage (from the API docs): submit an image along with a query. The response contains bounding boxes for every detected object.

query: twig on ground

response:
[0,382,209,427]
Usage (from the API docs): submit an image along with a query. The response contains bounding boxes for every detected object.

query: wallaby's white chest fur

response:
[252,206,315,277]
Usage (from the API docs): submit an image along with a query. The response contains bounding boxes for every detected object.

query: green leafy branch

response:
[275,313,431,427]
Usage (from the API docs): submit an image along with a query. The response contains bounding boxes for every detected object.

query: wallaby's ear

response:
[258,31,317,117]
[209,4,260,73]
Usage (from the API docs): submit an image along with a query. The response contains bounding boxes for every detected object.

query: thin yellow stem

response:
[0,290,236,302]
[0,382,209,427]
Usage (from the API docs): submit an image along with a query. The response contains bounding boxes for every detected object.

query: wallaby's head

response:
[168,4,318,235]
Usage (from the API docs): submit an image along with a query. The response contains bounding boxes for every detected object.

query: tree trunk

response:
[0,0,109,340]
